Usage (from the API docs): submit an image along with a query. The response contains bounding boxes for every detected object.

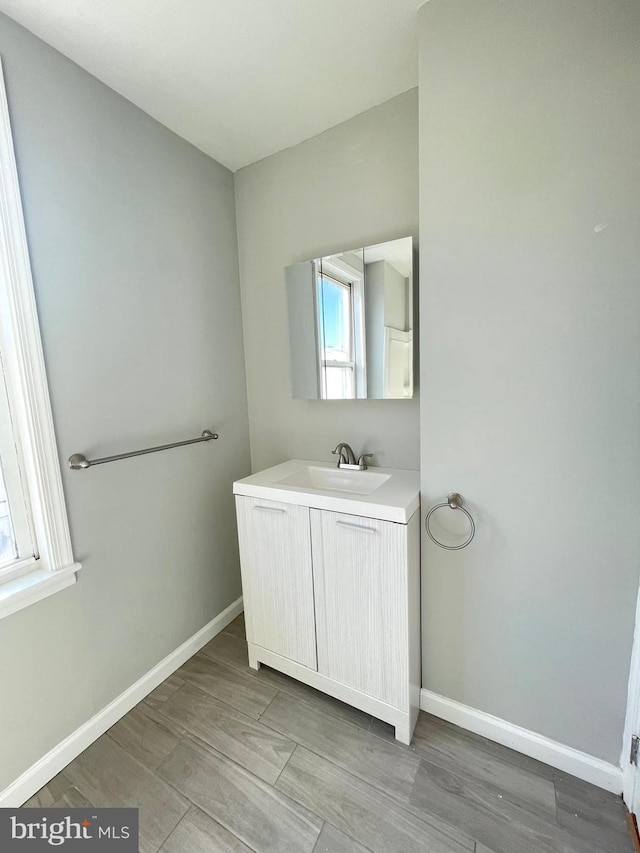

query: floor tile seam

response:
[375,776,477,853]
[154,735,325,853]
[554,803,634,850]
[49,782,74,809]
[98,734,191,853]
[253,706,412,781]
[335,825,377,853]
[197,646,374,731]
[141,696,178,717]
[179,658,281,713]
[65,769,167,852]
[553,766,627,811]
[101,729,185,781]
[179,654,269,684]
[309,821,326,853]
[277,693,373,732]
[28,774,74,808]
[255,713,423,792]
[156,731,321,823]
[366,723,416,752]
[270,737,298,788]
[259,685,374,734]
[310,820,378,853]
[414,732,556,785]
[256,687,282,722]
[412,746,559,822]
[424,719,492,750]
[221,628,246,640]
[48,785,92,810]
[144,709,297,788]
[277,742,476,852]
[479,750,555,785]
[156,808,191,853]
[106,723,187,771]
[409,756,579,845]
[148,677,277,727]
[407,759,615,853]
[113,728,197,829]
[198,641,250,667]
[199,646,250,674]
[55,773,75,801]
[249,713,306,756]
[129,699,187,735]
[423,723,555,778]
[141,798,187,853]
[156,782,263,853]
[152,701,299,785]
[158,804,262,853]
[152,734,260,846]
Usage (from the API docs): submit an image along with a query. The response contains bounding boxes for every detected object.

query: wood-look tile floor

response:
[26,614,633,853]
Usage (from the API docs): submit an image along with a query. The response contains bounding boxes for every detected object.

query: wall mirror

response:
[285,236,413,399]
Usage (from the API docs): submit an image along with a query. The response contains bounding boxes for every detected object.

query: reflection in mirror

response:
[317,249,365,399]
[285,237,413,400]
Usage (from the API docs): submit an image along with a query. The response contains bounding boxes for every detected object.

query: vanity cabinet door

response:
[311,509,408,709]
[235,496,317,670]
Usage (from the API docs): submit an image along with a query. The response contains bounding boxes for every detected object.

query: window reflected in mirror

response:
[285,236,413,400]
[317,273,354,398]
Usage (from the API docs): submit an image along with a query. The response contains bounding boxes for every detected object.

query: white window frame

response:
[0,59,80,620]
[0,361,37,568]
[316,255,367,399]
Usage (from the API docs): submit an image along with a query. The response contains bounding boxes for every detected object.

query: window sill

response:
[0,561,81,621]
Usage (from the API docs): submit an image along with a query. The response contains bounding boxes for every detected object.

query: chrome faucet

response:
[332,443,374,471]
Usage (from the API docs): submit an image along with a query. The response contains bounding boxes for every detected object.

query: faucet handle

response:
[358,453,373,469]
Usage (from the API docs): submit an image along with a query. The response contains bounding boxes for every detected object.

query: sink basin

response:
[277,465,391,496]
[233,459,420,523]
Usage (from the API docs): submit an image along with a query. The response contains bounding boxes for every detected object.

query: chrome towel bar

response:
[68,429,218,470]
[425,492,475,550]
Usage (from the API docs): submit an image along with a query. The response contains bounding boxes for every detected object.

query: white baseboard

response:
[421,688,622,794]
[0,595,243,808]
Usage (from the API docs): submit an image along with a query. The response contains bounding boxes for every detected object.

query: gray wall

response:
[364,261,386,399]
[363,260,408,399]
[0,13,250,790]
[234,90,419,473]
[419,0,640,763]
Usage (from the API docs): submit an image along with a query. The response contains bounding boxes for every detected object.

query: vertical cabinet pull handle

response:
[336,520,376,534]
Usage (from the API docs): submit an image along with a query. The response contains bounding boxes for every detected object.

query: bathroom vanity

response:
[233,458,420,743]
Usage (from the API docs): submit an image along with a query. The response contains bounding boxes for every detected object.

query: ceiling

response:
[365,238,412,278]
[0,0,419,171]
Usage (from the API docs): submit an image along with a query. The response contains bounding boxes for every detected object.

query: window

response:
[0,61,79,620]
[317,273,355,399]
[315,255,366,400]
[0,357,35,572]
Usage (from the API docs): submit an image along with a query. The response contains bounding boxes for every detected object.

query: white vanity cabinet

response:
[311,509,418,713]
[234,496,317,671]
[234,459,421,744]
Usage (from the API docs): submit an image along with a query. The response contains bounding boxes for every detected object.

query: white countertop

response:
[233,459,420,524]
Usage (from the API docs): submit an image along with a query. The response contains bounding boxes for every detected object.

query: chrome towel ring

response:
[425,493,475,550]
